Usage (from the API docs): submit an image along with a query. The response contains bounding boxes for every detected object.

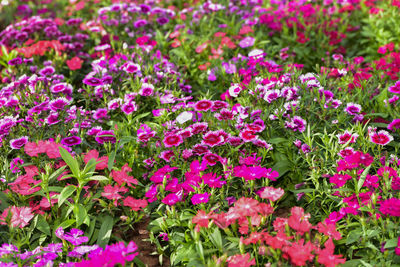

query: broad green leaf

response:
[36,215,51,236]
[97,216,114,247]
[58,185,76,206]
[59,147,80,178]
[74,204,87,227]
[384,238,398,249]
[346,230,362,245]
[357,165,371,192]
[57,219,75,230]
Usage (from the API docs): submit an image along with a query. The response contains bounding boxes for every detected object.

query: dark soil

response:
[129,216,170,267]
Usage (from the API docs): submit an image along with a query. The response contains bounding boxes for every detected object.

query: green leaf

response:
[384,238,398,249]
[57,219,75,230]
[209,228,223,251]
[271,160,292,178]
[59,147,80,178]
[357,165,371,192]
[74,204,87,227]
[97,216,114,247]
[108,150,116,171]
[48,166,67,184]
[346,230,362,245]
[36,215,51,236]
[268,137,288,144]
[88,175,109,181]
[58,185,76,207]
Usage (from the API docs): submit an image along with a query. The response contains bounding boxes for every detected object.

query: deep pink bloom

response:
[380,198,400,216]
[194,100,213,111]
[388,119,400,131]
[369,129,393,146]
[163,134,183,148]
[202,131,223,147]
[191,192,210,205]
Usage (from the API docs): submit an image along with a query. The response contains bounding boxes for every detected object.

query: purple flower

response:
[124,62,141,73]
[10,136,28,149]
[95,130,116,144]
[83,77,102,86]
[87,126,102,136]
[68,245,99,258]
[49,97,70,111]
[8,57,22,66]
[93,108,108,120]
[121,102,138,115]
[61,136,82,146]
[10,157,24,173]
[344,103,362,115]
[50,82,73,94]
[239,36,255,48]
[388,81,400,94]
[156,17,169,25]
[0,243,18,257]
[191,192,210,205]
[46,113,60,125]
[133,19,147,28]
[63,228,89,246]
[39,66,55,76]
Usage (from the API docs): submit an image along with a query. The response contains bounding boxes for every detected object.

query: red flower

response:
[101,185,128,205]
[202,131,223,147]
[288,207,312,234]
[83,150,108,170]
[171,39,181,48]
[66,57,83,70]
[226,253,255,267]
[192,210,212,231]
[123,197,148,211]
[194,100,213,111]
[110,166,138,187]
[285,239,316,266]
[317,238,346,267]
[233,197,259,217]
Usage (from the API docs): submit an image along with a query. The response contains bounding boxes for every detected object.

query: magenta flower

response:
[61,136,81,146]
[329,174,352,188]
[191,192,210,205]
[202,131,223,147]
[162,192,182,206]
[63,228,89,246]
[10,136,28,149]
[139,83,154,96]
[83,77,102,86]
[194,100,213,111]
[388,81,400,94]
[163,134,183,147]
[95,130,116,144]
[49,97,70,111]
[344,103,362,115]
[285,116,307,133]
[121,101,138,115]
[137,124,156,142]
[369,129,393,146]
[388,119,400,131]
[336,130,358,144]
[380,198,400,217]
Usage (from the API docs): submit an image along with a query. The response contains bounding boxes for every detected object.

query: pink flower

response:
[336,130,358,144]
[388,118,400,131]
[257,187,284,201]
[202,131,223,147]
[369,129,393,146]
[380,198,400,216]
[285,116,307,133]
[194,100,213,111]
[163,133,183,148]
[137,124,156,142]
[10,206,34,228]
[344,103,362,115]
[329,174,352,188]
[191,192,210,205]
[240,130,258,142]
[162,192,182,206]
[388,81,400,94]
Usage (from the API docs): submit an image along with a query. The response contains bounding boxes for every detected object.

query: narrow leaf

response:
[58,185,76,207]
[97,216,114,247]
